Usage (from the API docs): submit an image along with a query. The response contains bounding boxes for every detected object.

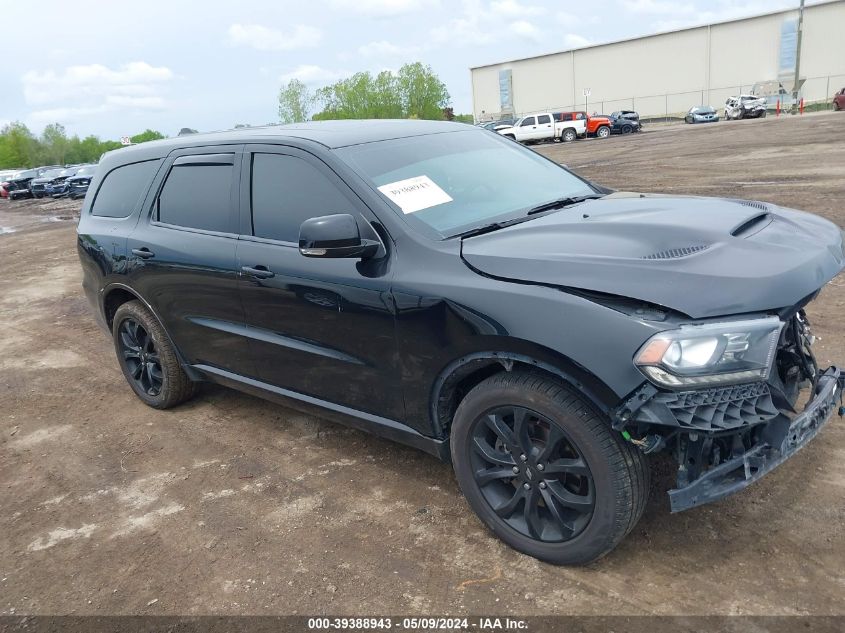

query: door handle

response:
[241,265,275,279]
[132,247,155,259]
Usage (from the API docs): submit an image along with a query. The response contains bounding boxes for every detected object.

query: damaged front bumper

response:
[668,366,842,512]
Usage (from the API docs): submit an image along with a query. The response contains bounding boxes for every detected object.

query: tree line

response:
[0,123,165,170]
[279,62,472,124]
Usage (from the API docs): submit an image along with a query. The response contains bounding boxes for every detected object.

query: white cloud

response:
[330,0,438,16]
[22,62,173,106]
[358,40,420,58]
[648,0,799,31]
[227,23,322,51]
[562,33,591,48]
[621,0,694,14]
[430,0,496,46]
[280,65,350,84]
[555,10,580,25]
[511,20,542,41]
[491,0,543,17]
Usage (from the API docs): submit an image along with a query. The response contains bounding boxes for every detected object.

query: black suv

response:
[77,120,844,565]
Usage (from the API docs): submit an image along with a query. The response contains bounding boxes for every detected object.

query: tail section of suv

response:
[78,120,845,565]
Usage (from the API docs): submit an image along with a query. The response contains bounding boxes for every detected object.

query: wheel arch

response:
[430,347,619,440]
[101,283,201,380]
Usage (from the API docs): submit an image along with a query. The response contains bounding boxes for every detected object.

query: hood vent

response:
[642,245,710,260]
[731,212,772,237]
[736,200,769,211]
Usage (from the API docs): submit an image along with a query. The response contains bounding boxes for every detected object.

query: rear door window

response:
[156,159,234,233]
[537,114,551,124]
[91,160,158,218]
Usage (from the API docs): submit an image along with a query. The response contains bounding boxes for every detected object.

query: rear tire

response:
[112,300,196,409]
[450,371,649,565]
[561,128,577,143]
[621,125,632,134]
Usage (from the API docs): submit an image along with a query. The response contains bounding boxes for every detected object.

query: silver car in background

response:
[685,105,720,124]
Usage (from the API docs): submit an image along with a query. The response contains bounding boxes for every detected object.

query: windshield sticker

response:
[377,175,453,214]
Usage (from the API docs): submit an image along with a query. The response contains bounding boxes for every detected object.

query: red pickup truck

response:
[834,87,845,111]
[557,111,612,139]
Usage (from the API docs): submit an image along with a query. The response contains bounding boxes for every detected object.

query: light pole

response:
[791,0,805,114]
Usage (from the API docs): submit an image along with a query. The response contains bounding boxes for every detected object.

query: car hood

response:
[461,193,845,319]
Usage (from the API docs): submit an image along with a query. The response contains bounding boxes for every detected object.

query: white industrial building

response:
[470,0,845,121]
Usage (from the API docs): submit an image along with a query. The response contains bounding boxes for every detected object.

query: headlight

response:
[634,317,782,388]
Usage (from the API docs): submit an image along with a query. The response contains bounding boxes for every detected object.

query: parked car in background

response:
[497,112,583,144]
[478,119,516,132]
[834,87,845,111]
[685,105,720,124]
[725,95,767,120]
[0,171,20,198]
[6,168,42,200]
[44,166,80,196]
[557,111,613,138]
[29,168,67,198]
[607,111,641,134]
[66,164,97,199]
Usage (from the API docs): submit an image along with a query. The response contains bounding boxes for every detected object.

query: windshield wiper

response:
[456,222,508,239]
[526,194,604,215]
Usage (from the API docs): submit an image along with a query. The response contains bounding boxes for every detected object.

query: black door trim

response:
[193,363,449,461]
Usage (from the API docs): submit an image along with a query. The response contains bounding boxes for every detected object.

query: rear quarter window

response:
[91,160,159,218]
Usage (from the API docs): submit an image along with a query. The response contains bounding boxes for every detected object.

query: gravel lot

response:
[1,112,844,616]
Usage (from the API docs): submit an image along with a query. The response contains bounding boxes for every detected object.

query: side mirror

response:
[298,214,380,259]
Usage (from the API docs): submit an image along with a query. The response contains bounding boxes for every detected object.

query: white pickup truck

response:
[496,112,586,144]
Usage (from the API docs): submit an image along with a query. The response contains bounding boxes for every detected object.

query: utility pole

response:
[791,0,805,114]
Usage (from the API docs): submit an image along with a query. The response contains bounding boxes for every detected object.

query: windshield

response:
[75,166,95,176]
[693,107,714,114]
[336,130,596,238]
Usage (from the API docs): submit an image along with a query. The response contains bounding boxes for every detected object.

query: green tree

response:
[397,62,450,120]
[130,129,166,144]
[278,79,315,123]
[41,123,70,165]
[0,122,38,168]
[310,63,451,121]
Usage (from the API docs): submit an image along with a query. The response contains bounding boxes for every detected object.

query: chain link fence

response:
[483,74,845,123]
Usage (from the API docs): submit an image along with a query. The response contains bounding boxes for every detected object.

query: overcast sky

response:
[0,0,807,139]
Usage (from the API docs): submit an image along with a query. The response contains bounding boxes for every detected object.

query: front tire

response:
[112,300,196,409]
[596,126,610,139]
[450,371,649,565]
[621,124,632,134]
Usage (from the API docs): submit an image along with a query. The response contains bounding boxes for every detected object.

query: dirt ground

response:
[1,112,844,617]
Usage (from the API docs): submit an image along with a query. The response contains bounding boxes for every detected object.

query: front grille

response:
[650,382,779,430]
[632,382,780,431]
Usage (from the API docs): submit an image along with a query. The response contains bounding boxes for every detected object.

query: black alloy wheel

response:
[451,371,649,565]
[469,405,594,542]
[112,300,196,409]
[118,317,163,397]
